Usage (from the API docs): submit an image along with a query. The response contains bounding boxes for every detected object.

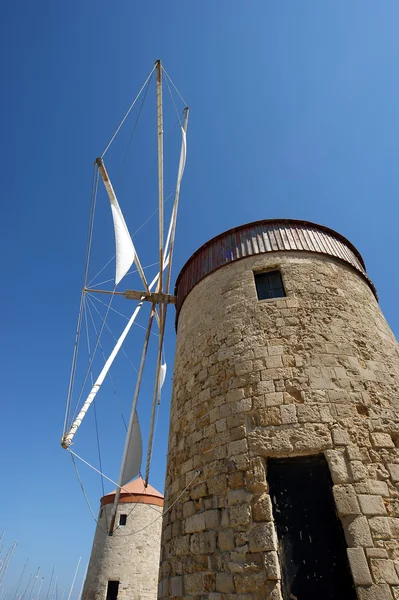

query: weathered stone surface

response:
[249,523,277,552]
[351,461,368,482]
[184,573,202,595]
[343,515,374,547]
[183,501,196,518]
[387,464,399,482]
[251,494,273,522]
[204,510,220,529]
[333,485,361,516]
[229,504,252,528]
[191,482,208,500]
[171,576,184,597]
[246,456,267,493]
[332,428,351,446]
[175,535,191,556]
[325,449,353,484]
[190,531,217,555]
[82,501,162,600]
[358,495,387,516]
[280,404,297,424]
[215,573,235,593]
[264,551,281,580]
[357,584,394,600]
[371,433,395,449]
[218,529,235,551]
[370,559,399,585]
[366,548,389,558]
[347,548,373,585]
[185,513,206,533]
[161,248,399,599]
[369,517,392,540]
[227,489,252,506]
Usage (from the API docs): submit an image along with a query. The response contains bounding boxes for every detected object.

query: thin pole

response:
[0,532,5,545]
[0,549,10,577]
[77,564,87,600]
[66,558,81,600]
[143,59,165,486]
[63,165,99,438]
[44,567,55,600]
[164,108,189,297]
[145,109,189,485]
[13,559,28,600]
[0,543,17,586]
[19,573,33,600]
[35,579,44,600]
[28,569,40,600]
[109,307,156,533]
[51,576,58,600]
[62,300,145,449]
[156,59,164,304]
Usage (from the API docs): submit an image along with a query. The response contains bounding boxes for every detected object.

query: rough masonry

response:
[83,478,163,600]
[159,220,399,600]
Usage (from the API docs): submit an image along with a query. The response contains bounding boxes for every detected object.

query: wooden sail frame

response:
[61,59,189,535]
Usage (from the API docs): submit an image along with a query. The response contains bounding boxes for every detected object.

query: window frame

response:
[253,269,286,301]
[119,514,127,527]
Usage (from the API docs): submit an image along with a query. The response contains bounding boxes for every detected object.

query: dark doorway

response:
[106,580,119,600]
[267,455,356,600]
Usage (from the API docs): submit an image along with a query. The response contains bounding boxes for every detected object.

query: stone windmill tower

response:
[82,477,163,600]
[159,219,399,600]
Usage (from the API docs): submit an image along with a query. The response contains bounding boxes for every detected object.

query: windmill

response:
[61,60,188,535]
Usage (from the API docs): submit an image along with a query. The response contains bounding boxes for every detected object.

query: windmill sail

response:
[159,363,167,392]
[62,62,189,535]
[177,127,187,185]
[96,157,136,286]
[120,411,142,487]
[110,201,136,286]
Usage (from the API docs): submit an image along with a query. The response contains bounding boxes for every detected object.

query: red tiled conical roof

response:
[100,476,164,507]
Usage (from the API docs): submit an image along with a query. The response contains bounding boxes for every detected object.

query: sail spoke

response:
[145,108,189,485]
[62,297,146,449]
[63,61,189,531]
[108,308,156,533]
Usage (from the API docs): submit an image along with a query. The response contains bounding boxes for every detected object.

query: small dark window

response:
[106,581,119,600]
[267,455,356,600]
[254,270,285,300]
[119,514,127,526]
[99,508,103,519]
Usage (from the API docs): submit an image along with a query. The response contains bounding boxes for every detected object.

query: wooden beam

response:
[84,288,176,305]
[124,289,176,304]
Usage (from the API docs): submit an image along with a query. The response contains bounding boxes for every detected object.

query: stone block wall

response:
[83,501,162,600]
[160,251,399,599]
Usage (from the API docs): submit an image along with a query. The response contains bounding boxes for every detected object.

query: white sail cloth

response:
[108,195,136,286]
[151,126,187,292]
[159,363,167,391]
[120,410,142,486]
[99,166,136,286]
[110,202,136,286]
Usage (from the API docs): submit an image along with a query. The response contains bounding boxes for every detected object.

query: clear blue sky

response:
[1,0,399,596]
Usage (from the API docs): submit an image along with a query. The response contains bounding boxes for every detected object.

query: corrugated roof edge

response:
[174,219,377,325]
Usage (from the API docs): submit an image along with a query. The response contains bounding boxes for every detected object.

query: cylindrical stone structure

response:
[83,477,163,600]
[159,219,399,600]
